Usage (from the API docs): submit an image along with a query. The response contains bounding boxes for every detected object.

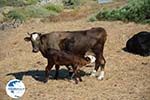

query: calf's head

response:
[24,32,41,53]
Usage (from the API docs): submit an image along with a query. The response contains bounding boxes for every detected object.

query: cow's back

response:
[59,27,107,55]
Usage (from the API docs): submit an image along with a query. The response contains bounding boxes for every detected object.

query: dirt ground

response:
[0,1,150,100]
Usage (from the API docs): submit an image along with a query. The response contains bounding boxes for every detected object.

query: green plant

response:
[24,0,39,5]
[6,0,25,6]
[44,3,64,13]
[0,0,39,7]
[96,0,150,24]
[3,0,64,23]
[0,13,5,22]
[88,14,98,22]
[6,10,26,22]
[0,0,7,7]
[5,5,60,22]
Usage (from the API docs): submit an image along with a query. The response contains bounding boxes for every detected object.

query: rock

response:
[0,18,22,30]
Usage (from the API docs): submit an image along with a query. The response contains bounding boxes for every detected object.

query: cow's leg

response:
[54,65,60,79]
[66,63,79,77]
[96,54,106,80]
[92,42,106,80]
[65,65,73,77]
[44,59,53,83]
[90,54,106,78]
[71,65,78,84]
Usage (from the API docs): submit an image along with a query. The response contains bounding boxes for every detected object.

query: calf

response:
[46,48,90,84]
[126,31,150,56]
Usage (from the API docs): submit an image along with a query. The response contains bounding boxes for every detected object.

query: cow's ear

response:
[24,37,31,42]
[27,32,31,36]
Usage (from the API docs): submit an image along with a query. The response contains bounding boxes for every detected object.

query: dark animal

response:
[46,48,89,84]
[24,27,107,82]
[126,31,150,56]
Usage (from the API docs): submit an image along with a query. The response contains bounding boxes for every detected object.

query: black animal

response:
[126,31,150,56]
[24,27,107,82]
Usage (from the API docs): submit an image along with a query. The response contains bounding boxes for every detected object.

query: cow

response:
[24,27,107,82]
[126,31,150,56]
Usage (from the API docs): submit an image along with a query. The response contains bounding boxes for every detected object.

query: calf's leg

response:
[76,70,82,82]
[44,59,54,83]
[71,65,79,84]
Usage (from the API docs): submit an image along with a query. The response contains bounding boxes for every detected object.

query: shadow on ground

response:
[6,69,89,82]
[122,47,150,57]
[122,47,142,56]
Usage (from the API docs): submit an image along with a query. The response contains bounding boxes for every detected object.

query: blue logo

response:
[6,79,25,98]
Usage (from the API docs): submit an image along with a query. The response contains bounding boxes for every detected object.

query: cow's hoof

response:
[43,78,48,83]
[54,77,58,80]
[69,71,73,77]
[90,73,96,77]
[97,76,104,80]
[79,78,83,82]
[90,70,96,77]
[90,72,96,77]
[75,80,78,84]
[97,71,105,80]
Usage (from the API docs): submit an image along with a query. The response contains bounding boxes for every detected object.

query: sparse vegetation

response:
[24,5,56,18]
[24,0,39,5]
[4,4,63,23]
[45,3,64,13]
[0,13,5,22]
[63,0,81,8]
[88,13,98,22]
[0,0,39,7]
[95,0,150,24]
[6,10,27,23]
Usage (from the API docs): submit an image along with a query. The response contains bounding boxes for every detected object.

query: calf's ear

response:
[24,37,31,42]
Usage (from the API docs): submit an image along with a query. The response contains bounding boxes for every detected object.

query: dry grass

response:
[0,19,150,100]
[42,0,128,23]
[0,0,150,100]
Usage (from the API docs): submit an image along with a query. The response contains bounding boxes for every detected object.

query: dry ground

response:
[0,1,150,100]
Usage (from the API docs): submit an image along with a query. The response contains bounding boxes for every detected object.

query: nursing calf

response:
[46,48,90,83]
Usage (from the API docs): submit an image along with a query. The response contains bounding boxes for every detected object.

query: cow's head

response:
[24,32,41,53]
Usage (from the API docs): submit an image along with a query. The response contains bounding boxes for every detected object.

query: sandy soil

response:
[0,1,150,100]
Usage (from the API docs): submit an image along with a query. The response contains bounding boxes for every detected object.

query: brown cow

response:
[24,27,107,82]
